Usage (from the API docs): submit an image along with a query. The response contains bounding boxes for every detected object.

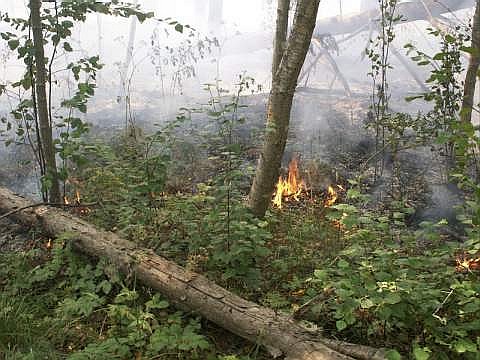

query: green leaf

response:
[8,39,19,50]
[384,292,401,305]
[313,269,328,280]
[336,320,347,331]
[413,346,431,360]
[454,339,478,353]
[175,23,184,33]
[386,349,402,360]
[444,34,456,43]
[360,298,374,309]
[145,295,169,311]
[63,42,73,52]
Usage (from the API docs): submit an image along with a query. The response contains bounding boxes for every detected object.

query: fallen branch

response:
[314,0,475,37]
[0,201,97,221]
[0,186,388,360]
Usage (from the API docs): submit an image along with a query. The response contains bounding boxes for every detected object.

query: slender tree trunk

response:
[461,0,480,123]
[30,0,61,203]
[248,0,321,218]
[272,0,290,77]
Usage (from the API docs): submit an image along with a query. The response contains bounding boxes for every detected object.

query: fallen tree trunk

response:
[0,186,387,360]
[314,0,475,37]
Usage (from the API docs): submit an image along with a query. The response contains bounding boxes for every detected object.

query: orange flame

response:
[272,157,306,209]
[63,190,82,206]
[325,185,338,207]
[456,253,480,273]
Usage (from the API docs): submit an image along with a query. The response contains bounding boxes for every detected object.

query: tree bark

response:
[272,0,290,77]
[30,0,61,203]
[314,0,475,37]
[461,0,480,123]
[0,186,388,360]
[248,0,321,218]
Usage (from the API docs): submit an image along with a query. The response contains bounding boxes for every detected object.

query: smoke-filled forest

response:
[0,0,480,359]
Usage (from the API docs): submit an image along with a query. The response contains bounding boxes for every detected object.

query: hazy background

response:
[0,0,361,95]
[0,0,473,107]
[0,0,476,207]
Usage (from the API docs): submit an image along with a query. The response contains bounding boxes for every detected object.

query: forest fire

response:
[62,190,92,215]
[456,253,480,273]
[63,190,81,205]
[325,185,338,207]
[272,158,340,209]
[272,157,306,209]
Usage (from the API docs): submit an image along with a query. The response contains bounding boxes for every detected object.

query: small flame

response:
[325,185,338,207]
[63,190,81,206]
[456,253,480,273]
[272,157,306,209]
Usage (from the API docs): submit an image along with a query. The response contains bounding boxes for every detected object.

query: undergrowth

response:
[66,119,480,360]
[2,44,480,360]
[0,235,261,360]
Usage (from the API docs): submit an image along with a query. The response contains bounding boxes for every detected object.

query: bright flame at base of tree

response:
[272,158,342,209]
[272,157,306,209]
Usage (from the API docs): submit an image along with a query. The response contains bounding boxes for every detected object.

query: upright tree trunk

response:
[30,0,61,203]
[248,0,321,218]
[461,0,480,123]
[272,0,290,77]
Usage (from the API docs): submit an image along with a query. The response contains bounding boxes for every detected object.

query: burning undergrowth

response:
[0,89,467,238]
[272,156,342,210]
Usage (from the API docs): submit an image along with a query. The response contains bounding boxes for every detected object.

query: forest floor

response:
[0,91,479,360]
[0,215,273,360]
[0,218,32,253]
